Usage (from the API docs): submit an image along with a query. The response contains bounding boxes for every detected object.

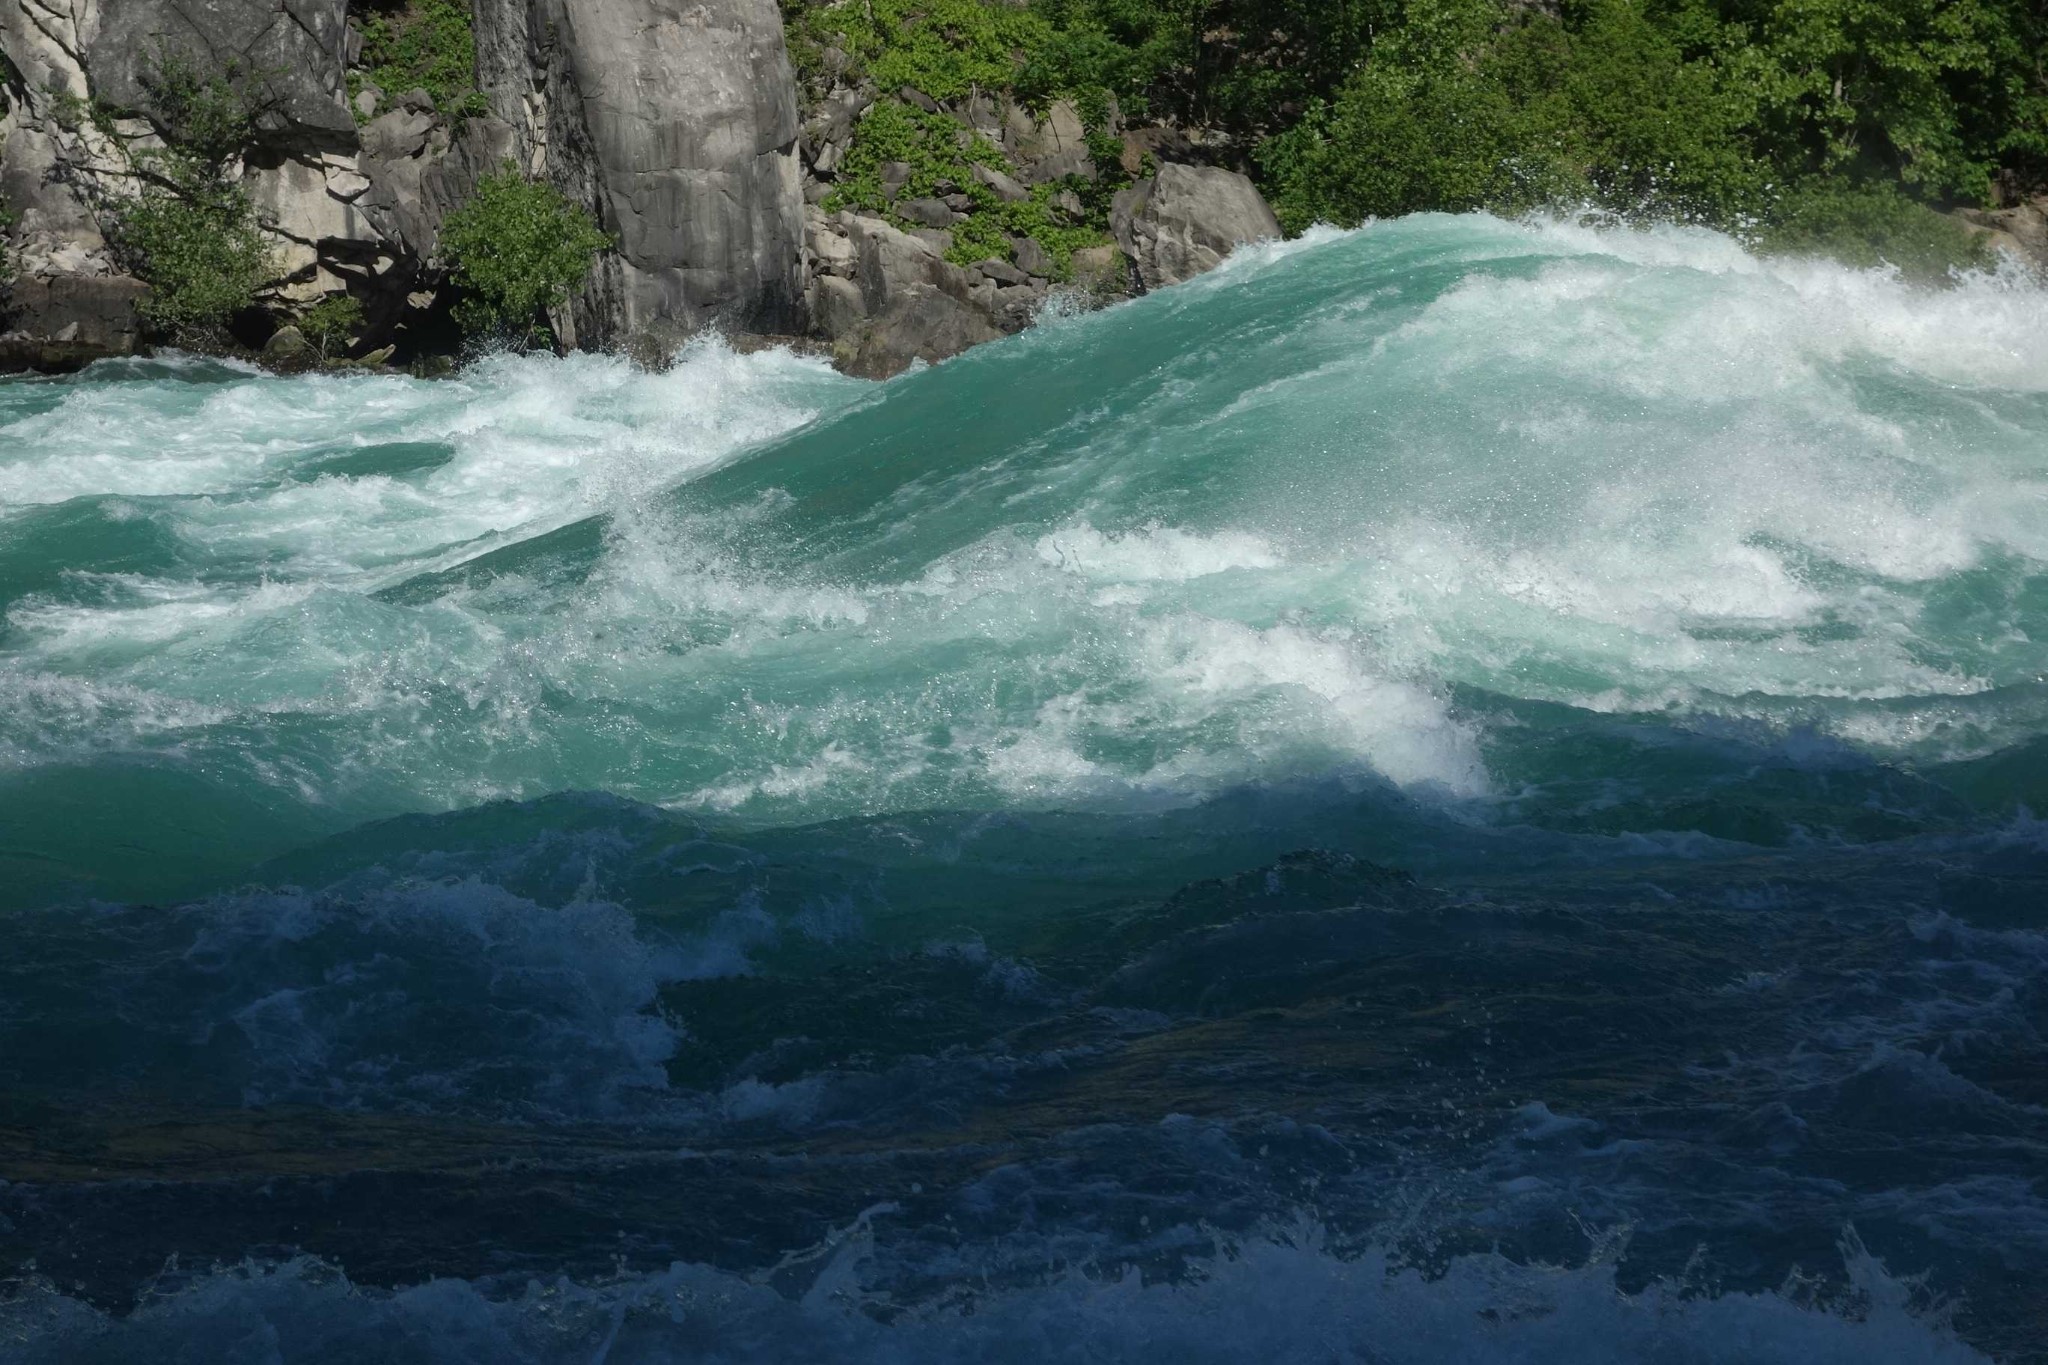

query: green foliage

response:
[1258,0,1772,232]
[109,54,278,337]
[1252,0,2035,274]
[0,206,16,289]
[1756,179,1992,281]
[1659,0,2048,203]
[787,0,2042,278]
[792,0,1052,100]
[1020,0,1399,132]
[825,99,1002,212]
[138,51,272,167]
[118,184,275,334]
[824,98,1110,277]
[299,293,367,359]
[353,0,487,118]
[438,168,612,343]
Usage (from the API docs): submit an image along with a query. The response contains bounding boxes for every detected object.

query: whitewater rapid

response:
[6,215,2048,909]
[4,215,2047,1364]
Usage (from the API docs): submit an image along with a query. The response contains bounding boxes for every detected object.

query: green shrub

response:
[824,99,1003,214]
[792,0,1051,100]
[110,54,279,338]
[824,98,1112,277]
[353,0,487,118]
[1757,179,1992,281]
[438,168,612,343]
[117,185,275,335]
[299,293,366,359]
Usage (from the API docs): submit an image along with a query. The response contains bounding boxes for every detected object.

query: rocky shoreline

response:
[0,0,1283,380]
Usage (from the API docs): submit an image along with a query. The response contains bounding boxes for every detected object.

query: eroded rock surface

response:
[472,0,806,346]
[87,0,355,142]
[1111,163,1281,292]
[2,0,1279,374]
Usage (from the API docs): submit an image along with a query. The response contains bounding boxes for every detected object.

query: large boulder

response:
[0,275,151,372]
[843,213,978,314]
[1110,163,1281,292]
[87,0,355,145]
[843,288,1001,380]
[802,213,1007,377]
[474,0,807,343]
[1955,197,2048,272]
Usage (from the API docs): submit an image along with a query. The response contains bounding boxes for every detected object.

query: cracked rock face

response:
[88,0,356,144]
[561,0,804,337]
[6,0,811,364]
[1110,163,1281,292]
[473,0,808,345]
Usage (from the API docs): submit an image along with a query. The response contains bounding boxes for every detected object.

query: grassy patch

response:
[351,0,486,118]
[823,97,1112,276]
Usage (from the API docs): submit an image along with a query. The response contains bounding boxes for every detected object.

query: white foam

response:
[0,1230,1985,1364]
[1036,523,1284,582]
[6,214,2048,818]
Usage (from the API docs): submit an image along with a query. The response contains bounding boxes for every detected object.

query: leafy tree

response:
[118,186,274,334]
[438,168,612,345]
[109,53,279,338]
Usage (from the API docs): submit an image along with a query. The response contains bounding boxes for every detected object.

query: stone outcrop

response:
[1110,163,1281,292]
[0,0,385,366]
[2,0,143,364]
[1,0,1280,375]
[3,0,809,367]
[471,0,806,345]
[87,0,355,143]
[0,274,149,371]
[785,43,1285,377]
[1955,198,2048,272]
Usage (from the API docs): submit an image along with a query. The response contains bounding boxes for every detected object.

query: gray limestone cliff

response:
[0,0,1288,375]
[1,0,807,367]
[471,0,805,346]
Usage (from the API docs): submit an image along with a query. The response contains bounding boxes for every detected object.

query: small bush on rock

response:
[826,99,1113,277]
[299,293,366,359]
[438,169,612,346]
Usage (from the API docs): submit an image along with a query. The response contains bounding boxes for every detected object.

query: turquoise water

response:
[3,215,2046,1361]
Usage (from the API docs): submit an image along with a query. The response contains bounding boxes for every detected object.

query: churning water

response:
[2,214,2044,1361]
